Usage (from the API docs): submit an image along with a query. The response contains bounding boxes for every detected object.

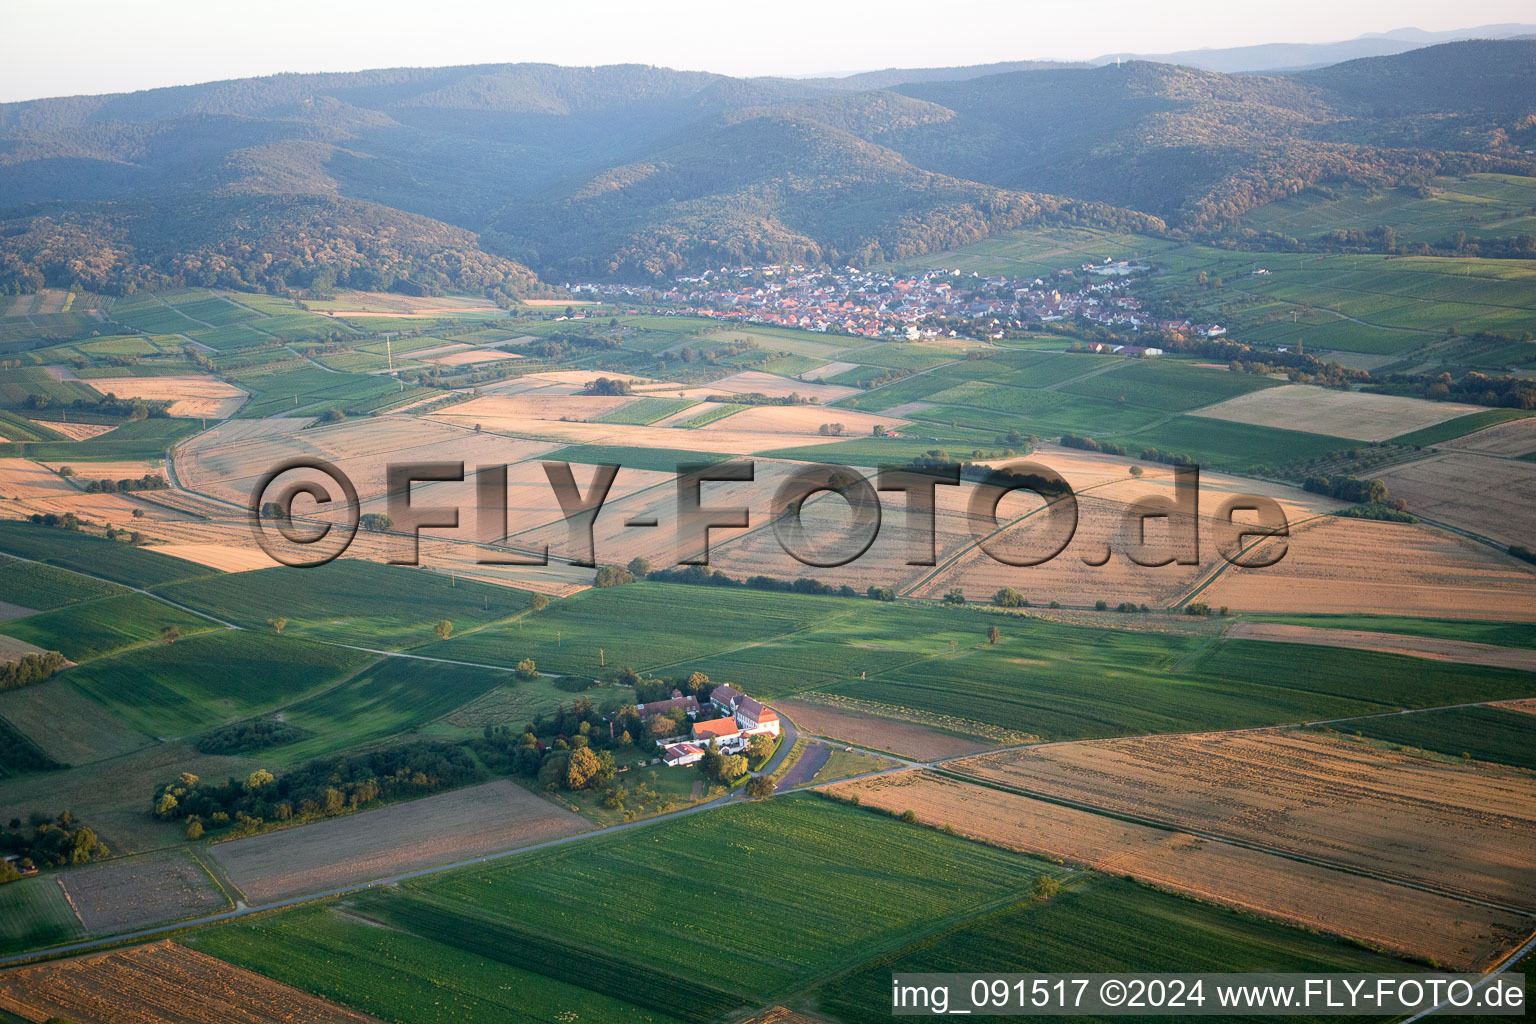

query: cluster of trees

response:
[1135,447,1199,468]
[194,719,306,755]
[703,391,815,407]
[992,587,1028,608]
[471,698,621,793]
[1060,433,1128,457]
[645,563,862,598]
[1303,474,1391,504]
[152,743,477,838]
[848,367,912,390]
[0,811,108,881]
[531,331,622,363]
[27,511,81,531]
[77,473,168,494]
[582,376,635,396]
[1371,369,1536,409]
[697,745,750,786]
[1335,502,1416,523]
[24,391,169,419]
[594,564,636,587]
[0,651,66,693]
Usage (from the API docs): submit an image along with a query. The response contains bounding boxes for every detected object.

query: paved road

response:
[774,740,829,792]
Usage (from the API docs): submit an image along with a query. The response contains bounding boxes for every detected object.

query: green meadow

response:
[1,592,217,661]
[62,630,374,738]
[820,874,1419,1024]
[156,559,530,651]
[1316,706,1536,770]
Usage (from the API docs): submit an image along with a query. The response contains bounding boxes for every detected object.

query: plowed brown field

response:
[211,779,587,903]
[0,941,383,1023]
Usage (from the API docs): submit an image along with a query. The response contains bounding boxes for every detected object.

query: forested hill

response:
[1,40,1533,290]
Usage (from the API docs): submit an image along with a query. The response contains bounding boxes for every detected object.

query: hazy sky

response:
[1,0,1532,102]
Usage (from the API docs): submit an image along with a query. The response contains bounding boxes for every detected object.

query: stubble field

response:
[1190,385,1481,441]
[952,730,1536,909]
[830,770,1529,970]
[1376,452,1536,550]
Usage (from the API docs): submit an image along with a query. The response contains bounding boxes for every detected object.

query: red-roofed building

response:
[735,696,781,737]
[662,742,705,767]
[691,716,744,750]
[637,690,700,720]
[709,683,743,713]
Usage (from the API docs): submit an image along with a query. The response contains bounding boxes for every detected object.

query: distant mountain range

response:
[1090,23,1536,73]
[1,38,1533,293]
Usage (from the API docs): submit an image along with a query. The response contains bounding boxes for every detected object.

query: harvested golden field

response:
[773,699,994,760]
[60,849,229,933]
[1190,385,1480,441]
[1376,452,1536,551]
[1201,516,1536,620]
[423,347,520,365]
[700,403,908,437]
[1440,416,1536,457]
[4,492,153,527]
[303,288,502,315]
[800,360,862,380]
[150,542,276,572]
[0,941,384,1024]
[84,375,248,418]
[905,459,1341,607]
[433,398,851,455]
[1494,698,1536,716]
[0,458,75,499]
[176,416,557,510]
[831,771,1530,970]
[28,420,115,441]
[210,779,587,903]
[1225,621,1536,670]
[953,730,1536,909]
[41,459,162,481]
[678,370,857,403]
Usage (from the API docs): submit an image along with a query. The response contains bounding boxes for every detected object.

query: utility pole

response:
[600,648,605,667]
